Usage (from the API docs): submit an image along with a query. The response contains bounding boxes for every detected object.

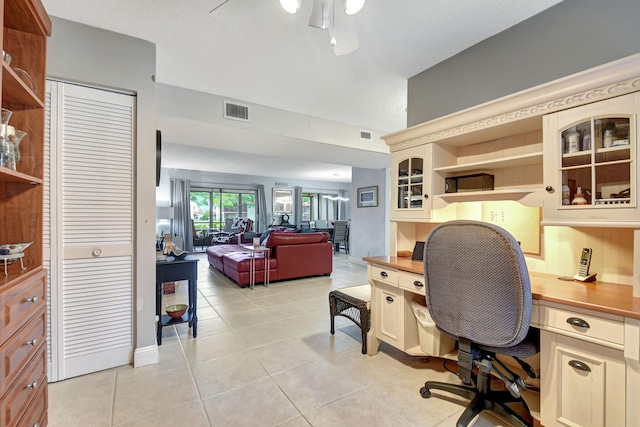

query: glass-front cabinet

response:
[390,144,432,220]
[543,92,640,226]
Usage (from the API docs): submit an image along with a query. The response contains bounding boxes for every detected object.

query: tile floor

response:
[48,252,512,426]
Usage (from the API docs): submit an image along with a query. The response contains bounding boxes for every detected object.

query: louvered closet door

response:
[46,81,135,380]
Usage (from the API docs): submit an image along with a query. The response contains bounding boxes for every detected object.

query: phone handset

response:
[573,247,597,282]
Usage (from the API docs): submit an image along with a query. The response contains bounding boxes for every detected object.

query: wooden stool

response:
[329,284,371,354]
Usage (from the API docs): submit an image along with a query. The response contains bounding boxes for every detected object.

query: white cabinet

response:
[372,281,404,349]
[540,331,625,427]
[390,145,432,220]
[543,92,640,226]
[540,302,627,426]
[431,129,544,209]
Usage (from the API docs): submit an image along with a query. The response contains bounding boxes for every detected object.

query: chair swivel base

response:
[420,381,532,427]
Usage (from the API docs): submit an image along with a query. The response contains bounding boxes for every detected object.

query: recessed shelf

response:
[435,189,543,207]
[433,151,543,174]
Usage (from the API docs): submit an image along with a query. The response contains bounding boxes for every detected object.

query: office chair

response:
[420,220,539,427]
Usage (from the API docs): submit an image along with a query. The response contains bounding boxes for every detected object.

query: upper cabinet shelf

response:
[433,151,543,174]
[2,61,43,109]
[4,0,52,36]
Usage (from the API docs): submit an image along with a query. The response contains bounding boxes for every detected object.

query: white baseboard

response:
[133,344,159,368]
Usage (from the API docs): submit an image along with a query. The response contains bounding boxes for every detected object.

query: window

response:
[302,192,338,221]
[273,188,293,214]
[190,188,256,231]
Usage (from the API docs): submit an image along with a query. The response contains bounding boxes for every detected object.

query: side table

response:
[156,255,199,344]
[242,245,270,289]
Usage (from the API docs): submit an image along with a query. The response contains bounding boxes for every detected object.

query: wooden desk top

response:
[363,256,640,320]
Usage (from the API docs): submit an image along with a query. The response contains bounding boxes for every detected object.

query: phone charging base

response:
[573,273,597,282]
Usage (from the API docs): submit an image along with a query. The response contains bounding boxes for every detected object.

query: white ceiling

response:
[42,0,563,182]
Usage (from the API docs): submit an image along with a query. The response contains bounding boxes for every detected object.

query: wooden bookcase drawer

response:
[0,269,46,344]
[0,307,46,397]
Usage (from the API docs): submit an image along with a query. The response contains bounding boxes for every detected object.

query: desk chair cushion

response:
[424,220,533,354]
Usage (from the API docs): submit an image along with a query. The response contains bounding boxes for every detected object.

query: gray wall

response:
[47,18,158,359]
[350,167,389,263]
[408,0,640,126]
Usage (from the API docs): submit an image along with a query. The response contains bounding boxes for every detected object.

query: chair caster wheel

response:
[420,387,431,398]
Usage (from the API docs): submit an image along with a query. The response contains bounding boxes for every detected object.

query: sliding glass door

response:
[191,188,256,232]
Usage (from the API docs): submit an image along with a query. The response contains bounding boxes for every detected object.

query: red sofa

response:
[206,232,333,287]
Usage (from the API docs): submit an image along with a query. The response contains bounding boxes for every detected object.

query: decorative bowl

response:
[165,304,188,319]
[0,241,33,255]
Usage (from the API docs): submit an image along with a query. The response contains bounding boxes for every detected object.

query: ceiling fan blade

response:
[309,0,332,29]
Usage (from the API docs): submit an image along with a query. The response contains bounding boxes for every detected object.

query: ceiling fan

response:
[279,0,366,56]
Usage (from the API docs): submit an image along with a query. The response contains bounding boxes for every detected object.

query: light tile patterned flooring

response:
[48,252,510,426]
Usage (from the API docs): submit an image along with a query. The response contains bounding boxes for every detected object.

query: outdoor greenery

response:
[190,190,255,231]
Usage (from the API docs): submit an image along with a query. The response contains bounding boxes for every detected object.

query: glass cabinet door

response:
[558,114,632,208]
[397,157,423,209]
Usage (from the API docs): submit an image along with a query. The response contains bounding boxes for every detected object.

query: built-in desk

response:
[363,256,640,427]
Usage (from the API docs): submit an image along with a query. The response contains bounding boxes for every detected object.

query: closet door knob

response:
[424,194,429,199]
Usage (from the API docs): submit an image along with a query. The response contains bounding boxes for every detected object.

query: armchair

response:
[419,220,539,427]
[210,218,254,245]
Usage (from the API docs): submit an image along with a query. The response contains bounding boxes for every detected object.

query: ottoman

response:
[329,284,371,354]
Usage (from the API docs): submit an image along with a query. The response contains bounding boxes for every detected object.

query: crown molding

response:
[385,53,640,152]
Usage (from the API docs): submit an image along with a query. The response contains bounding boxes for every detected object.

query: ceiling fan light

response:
[279,0,301,14]
[343,0,365,15]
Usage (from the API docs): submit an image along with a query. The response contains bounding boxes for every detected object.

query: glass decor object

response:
[10,130,27,163]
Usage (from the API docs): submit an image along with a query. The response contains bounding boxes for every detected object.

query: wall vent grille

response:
[224,100,250,122]
[360,130,372,140]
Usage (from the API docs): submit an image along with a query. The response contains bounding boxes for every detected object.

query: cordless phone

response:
[573,248,596,282]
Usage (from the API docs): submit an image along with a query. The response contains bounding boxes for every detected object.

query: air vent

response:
[223,100,250,122]
[360,130,372,140]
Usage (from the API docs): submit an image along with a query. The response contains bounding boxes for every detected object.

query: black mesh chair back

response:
[420,220,538,427]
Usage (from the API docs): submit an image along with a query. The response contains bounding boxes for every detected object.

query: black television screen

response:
[156,130,161,187]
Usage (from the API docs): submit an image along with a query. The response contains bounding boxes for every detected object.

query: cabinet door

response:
[373,281,404,349]
[540,331,625,427]
[390,145,432,220]
[543,93,639,225]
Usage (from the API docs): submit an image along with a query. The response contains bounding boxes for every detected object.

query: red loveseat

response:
[206,232,333,287]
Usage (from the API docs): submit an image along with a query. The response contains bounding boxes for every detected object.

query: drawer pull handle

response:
[566,317,590,329]
[380,271,388,278]
[26,338,38,346]
[386,296,394,303]
[26,296,39,303]
[26,381,38,389]
[568,360,591,372]
[413,281,424,287]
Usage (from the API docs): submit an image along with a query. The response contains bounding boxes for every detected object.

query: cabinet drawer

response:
[371,265,398,285]
[15,384,47,427]
[540,304,624,347]
[0,269,46,344]
[0,308,46,397]
[0,343,47,427]
[398,272,425,294]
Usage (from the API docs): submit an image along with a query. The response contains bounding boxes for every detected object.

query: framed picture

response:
[357,186,378,208]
